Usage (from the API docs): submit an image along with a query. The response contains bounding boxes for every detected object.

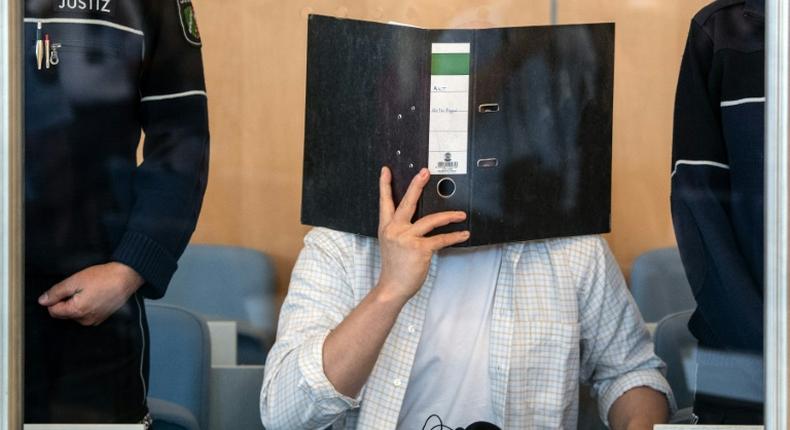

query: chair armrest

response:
[669,406,696,424]
[148,397,201,430]
[209,366,266,430]
[236,322,274,365]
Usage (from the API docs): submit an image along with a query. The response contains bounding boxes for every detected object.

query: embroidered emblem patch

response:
[177,0,201,46]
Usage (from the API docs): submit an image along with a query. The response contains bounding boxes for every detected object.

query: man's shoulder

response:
[510,235,610,280]
[524,234,607,257]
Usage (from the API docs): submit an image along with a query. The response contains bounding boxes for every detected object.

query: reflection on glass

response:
[670,0,766,425]
[17,0,768,428]
[23,0,209,425]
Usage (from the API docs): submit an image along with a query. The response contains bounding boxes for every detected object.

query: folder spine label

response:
[429,43,470,175]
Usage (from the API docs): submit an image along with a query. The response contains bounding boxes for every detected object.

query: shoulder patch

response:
[176,0,201,46]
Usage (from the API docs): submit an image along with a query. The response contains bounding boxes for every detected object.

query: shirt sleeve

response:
[576,237,676,425]
[111,0,210,298]
[260,229,362,430]
[670,20,763,351]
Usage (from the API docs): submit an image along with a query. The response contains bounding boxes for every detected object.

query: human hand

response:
[38,262,145,326]
[376,166,469,302]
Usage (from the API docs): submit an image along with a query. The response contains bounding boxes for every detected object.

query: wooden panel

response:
[188,0,709,293]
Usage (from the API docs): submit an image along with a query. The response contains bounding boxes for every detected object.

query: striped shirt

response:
[260,228,675,429]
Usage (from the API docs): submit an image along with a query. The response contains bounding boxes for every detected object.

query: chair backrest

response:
[578,383,607,430]
[653,310,697,410]
[146,303,211,430]
[630,247,697,322]
[161,244,277,332]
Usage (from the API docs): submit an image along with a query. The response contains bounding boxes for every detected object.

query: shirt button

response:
[393,378,402,387]
[407,325,416,334]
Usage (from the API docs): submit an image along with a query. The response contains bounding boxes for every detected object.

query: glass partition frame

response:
[0,0,25,428]
[765,0,790,426]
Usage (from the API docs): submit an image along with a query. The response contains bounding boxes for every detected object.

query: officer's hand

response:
[39,262,145,326]
[376,166,469,302]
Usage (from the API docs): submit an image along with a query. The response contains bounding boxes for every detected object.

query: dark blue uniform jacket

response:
[672,0,764,352]
[24,0,210,298]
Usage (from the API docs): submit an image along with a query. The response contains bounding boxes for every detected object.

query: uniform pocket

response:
[55,39,124,62]
[57,39,140,104]
[38,28,143,105]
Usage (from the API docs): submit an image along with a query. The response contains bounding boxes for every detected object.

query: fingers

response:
[38,280,79,306]
[379,167,468,249]
[378,166,395,229]
[410,211,467,237]
[425,230,471,251]
[393,168,430,223]
[47,297,99,325]
[47,299,81,321]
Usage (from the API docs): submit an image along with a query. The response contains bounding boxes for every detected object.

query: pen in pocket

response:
[35,22,43,70]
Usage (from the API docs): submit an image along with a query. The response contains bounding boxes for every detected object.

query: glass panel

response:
[19,0,775,428]
[557,0,768,425]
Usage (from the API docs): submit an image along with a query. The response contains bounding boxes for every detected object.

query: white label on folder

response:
[429,43,470,175]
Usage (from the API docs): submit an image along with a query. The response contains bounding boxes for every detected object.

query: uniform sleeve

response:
[670,20,763,351]
[576,237,676,426]
[111,0,210,298]
[260,229,361,430]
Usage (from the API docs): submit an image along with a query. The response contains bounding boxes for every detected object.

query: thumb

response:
[39,280,79,306]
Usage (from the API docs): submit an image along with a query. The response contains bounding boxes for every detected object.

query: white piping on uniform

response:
[24,17,144,36]
[671,159,731,178]
[140,90,208,102]
[720,97,766,107]
[134,294,148,404]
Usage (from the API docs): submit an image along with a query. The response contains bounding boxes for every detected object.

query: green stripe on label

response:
[431,53,470,75]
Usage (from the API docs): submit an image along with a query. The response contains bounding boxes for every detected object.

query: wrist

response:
[371,282,412,309]
[109,261,145,293]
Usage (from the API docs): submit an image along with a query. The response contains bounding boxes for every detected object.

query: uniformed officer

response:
[23,0,209,425]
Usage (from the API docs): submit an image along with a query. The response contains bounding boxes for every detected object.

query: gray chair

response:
[147,303,211,430]
[653,310,697,411]
[630,247,697,322]
[577,384,607,430]
[160,244,278,364]
[209,366,266,430]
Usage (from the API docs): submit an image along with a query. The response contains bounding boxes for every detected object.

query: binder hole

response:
[437,178,456,199]
[477,158,499,168]
[478,103,500,113]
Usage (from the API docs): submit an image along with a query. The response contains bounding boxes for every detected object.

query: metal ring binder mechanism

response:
[301,15,615,246]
